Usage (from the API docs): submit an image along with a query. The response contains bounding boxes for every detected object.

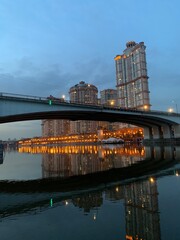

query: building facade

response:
[114,41,151,110]
[42,119,70,137]
[99,89,123,131]
[69,81,98,134]
[100,89,117,107]
[41,97,70,137]
[69,81,98,104]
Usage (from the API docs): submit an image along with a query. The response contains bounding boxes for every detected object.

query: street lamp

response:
[168,108,174,113]
[172,100,178,113]
[143,105,148,111]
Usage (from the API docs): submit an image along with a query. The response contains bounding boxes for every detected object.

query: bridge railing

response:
[0,92,179,117]
[0,92,48,101]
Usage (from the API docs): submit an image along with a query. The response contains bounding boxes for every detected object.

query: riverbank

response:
[143,138,180,146]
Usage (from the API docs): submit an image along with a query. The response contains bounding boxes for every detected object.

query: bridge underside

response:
[0,110,179,141]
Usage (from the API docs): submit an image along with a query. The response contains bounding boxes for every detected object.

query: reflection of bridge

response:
[0,146,180,218]
[0,92,180,141]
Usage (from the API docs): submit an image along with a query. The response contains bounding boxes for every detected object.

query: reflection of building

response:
[69,81,98,134]
[72,192,103,213]
[37,145,145,179]
[105,185,124,201]
[19,144,176,239]
[124,179,161,240]
[42,154,72,178]
[114,41,151,110]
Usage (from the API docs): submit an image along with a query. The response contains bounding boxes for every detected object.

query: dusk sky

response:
[0,0,179,140]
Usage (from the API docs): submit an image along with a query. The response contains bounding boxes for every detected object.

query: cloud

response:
[72,58,115,92]
[0,56,116,99]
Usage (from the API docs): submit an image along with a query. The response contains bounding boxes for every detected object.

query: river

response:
[0,143,179,240]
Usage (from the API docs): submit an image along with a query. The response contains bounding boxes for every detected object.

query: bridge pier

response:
[144,126,163,140]
[161,124,173,139]
[143,127,153,141]
[173,125,180,138]
[143,124,177,142]
[152,126,163,140]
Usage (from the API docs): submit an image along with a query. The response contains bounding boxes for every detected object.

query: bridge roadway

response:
[0,92,179,141]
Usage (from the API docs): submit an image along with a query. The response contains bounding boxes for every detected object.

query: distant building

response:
[69,81,98,134]
[100,89,117,107]
[99,89,122,131]
[42,119,70,137]
[69,81,98,104]
[41,97,70,137]
[114,41,151,110]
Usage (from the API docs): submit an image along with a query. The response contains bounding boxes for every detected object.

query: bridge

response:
[0,92,179,141]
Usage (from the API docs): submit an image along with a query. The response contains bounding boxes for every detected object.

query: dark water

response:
[0,144,180,240]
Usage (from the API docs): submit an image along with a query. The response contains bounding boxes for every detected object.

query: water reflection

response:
[1,144,180,239]
[124,178,160,240]
[41,144,145,178]
[17,144,179,180]
[1,175,179,239]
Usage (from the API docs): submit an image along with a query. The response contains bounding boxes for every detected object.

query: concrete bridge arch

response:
[0,92,179,141]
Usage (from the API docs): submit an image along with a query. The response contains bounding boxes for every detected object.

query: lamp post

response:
[172,100,178,113]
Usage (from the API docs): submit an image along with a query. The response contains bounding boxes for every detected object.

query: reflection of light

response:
[50,198,53,207]
[126,235,133,240]
[18,145,145,160]
[175,171,179,176]
[93,213,97,220]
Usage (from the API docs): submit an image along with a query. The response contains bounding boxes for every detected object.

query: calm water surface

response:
[0,144,180,240]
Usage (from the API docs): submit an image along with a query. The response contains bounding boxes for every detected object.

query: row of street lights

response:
[61,94,178,114]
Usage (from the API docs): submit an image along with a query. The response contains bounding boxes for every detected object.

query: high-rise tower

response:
[114,41,151,110]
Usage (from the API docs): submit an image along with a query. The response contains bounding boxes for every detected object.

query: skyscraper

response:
[69,81,98,134]
[114,41,151,110]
